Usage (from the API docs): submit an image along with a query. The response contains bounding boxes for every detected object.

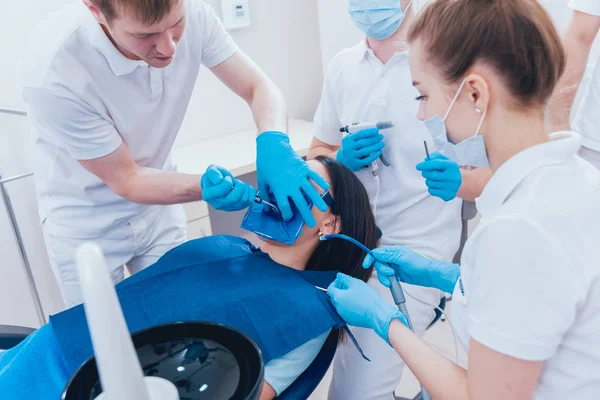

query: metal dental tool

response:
[254,194,282,219]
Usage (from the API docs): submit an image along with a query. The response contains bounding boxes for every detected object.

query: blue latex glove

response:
[336,128,385,172]
[201,165,256,212]
[256,131,330,228]
[327,273,409,343]
[416,152,462,201]
[363,246,460,294]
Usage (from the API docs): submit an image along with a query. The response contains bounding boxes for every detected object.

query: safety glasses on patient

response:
[241,191,335,245]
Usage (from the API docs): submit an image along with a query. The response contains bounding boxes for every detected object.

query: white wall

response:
[316,0,363,78]
[177,0,324,145]
[0,0,324,327]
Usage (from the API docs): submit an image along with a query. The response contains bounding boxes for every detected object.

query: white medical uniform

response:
[19,0,238,307]
[451,132,600,399]
[570,0,600,169]
[313,41,462,400]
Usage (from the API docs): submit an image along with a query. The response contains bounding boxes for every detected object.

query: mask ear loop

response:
[474,109,487,137]
[402,0,414,14]
[442,78,468,122]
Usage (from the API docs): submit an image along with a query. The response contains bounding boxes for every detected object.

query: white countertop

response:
[172,119,315,177]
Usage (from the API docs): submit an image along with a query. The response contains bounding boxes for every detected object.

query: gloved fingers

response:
[374,261,396,276]
[428,187,456,202]
[329,272,353,291]
[213,164,234,179]
[424,152,448,161]
[203,176,235,200]
[369,246,408,263]
[219,179,247,207]
[301,180,328,214]
[353,134,384,149]
[257,178,270,202]
[273,192,293,221]
[424,179,458,191]
[416,159,457,172]
[420,169,444,181]
[373,262,395,288]
[355,142,385,158]
[362,253,376,269]
[202,165,225,187]
[440,167,462,181]
[307,169,331,192]
[359,151,383,166]
[377,273,392,288]
[290,189,318,228]
[243,185,257,207]
[351,128,380,141]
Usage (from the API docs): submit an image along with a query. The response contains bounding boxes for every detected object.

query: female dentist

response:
[327,0,600,399]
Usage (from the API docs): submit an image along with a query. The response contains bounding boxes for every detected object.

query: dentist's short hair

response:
[92,0,178,25]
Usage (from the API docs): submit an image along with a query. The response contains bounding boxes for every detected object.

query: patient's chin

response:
[261,239,292,248]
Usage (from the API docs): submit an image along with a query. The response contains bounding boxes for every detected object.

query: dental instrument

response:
[320,233,436,400]
[340,121,395,175]
[254,194,282,219]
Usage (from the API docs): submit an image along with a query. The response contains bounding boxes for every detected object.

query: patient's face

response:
[264,159,337,248]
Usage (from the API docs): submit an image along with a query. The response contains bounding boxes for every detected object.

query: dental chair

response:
[0,325,35,351]
[0,324,340,400]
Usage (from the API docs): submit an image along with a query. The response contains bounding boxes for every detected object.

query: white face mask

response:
[423,79,489,168]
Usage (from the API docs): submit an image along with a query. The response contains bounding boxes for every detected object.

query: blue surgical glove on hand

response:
[256,131,330,228]
[327,273,409,343]
[201,165,256,212]
[336,128,385,172]
[416,152,462,201]
[363,246,460,294]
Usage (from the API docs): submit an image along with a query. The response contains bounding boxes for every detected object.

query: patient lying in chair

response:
[0,157,379,399]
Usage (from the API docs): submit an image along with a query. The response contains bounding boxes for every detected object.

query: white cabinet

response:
[187,217,213,240]
[182,200,213,239]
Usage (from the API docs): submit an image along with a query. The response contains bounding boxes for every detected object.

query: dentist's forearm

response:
[458,168,491,202]
[250,78,288,134]
[388,319,468,400]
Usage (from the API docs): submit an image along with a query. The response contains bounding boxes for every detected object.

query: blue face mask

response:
[241,191,335,246]
[424,79,490,168]
[349,0,413,40]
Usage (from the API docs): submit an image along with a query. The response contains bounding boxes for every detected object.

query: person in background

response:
[330,0,600,398]
[549,0,600,169]
[308,0,490,398]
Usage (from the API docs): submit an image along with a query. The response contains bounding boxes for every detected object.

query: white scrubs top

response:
[19,0,237,239]
[452,132,600,398]
[313,41,461,262]
[570,0,600,155]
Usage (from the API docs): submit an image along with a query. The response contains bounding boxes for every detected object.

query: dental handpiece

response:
[320,234,429,398]
[340,121,395,174]
[320,234,413,327]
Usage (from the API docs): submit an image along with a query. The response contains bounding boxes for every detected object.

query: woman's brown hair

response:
[408,0,565,107]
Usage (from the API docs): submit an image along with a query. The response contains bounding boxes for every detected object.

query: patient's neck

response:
[260,239,319,271]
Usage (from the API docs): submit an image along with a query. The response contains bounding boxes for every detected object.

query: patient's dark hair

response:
[305,156,378,282]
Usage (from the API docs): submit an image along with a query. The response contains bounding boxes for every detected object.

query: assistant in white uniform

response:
[549,0,600,169]
[328,0,600,398]
[449,132,600,398]
[311,41,460,400]
[308,1,486,398]
[19,0,299,307]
